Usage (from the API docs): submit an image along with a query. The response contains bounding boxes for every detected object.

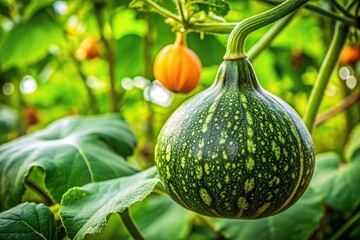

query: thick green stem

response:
[94,3,118,113]
[262,0,359,27]
[224,0,309,59]
[25,178,54,206]
[130,0,181,22]
[120,209,145,240]
[69,54,100,114]
[248,12,296,61]
[187,22,237,34]
[330,0,352,17]
[303,22,348,133]
[329,211,360,240]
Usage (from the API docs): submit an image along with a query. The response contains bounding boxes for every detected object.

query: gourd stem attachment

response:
[120,209,145,240]
[175,32,186,46]
[224,0,309,60]
[303,22,349,133]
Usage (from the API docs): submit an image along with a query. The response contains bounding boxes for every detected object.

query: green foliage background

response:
[0,0,360,239]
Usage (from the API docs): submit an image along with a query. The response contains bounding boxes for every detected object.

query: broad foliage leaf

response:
[132,194,195,240]
[0,202,57,240]
[60,166,160,240]
[188,0,230,17]
[344,123,360,161]
[0,104,18,133]
[116,34,144,80]
[0,114,138,210]
[0,10,64,71]
[214,187,323,240]
[311,152,360,211]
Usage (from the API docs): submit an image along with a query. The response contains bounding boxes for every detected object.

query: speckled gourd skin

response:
[155,59,314,219]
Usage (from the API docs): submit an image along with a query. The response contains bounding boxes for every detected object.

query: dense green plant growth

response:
[0,0,360,239]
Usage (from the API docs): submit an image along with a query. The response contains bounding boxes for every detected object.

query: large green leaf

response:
[214,187,323,240]
[0,10,64,71]
[0,202,57,240]
[60,166,160,240]
[115,34,144,80]
[345,123,360,161]
[187,33,226,67]
[188,0,230,17]
[0,114,138,210]
[132,194,195,240]
[0,104,18,133]
[311,152,360,211]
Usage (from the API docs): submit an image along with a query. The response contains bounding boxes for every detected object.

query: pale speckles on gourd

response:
[247,139,256,153]
[244,178,255,193]
[181,157,186,168]
[222,151,228,160]
[196,166,203,179]
[269,176,280,187]
[225,163,231,170]
[246,157,255,171]
[198,139,205,148]
[247,128,254,138]
[225,175,230,183]
[237,197,249,216]
[256,202,271,216]
[204,163,210,175]
[166,166,171,179]
[267,192,274,201]
[272,141,281,160]
[284,165,289,171]
[199,188,212,207]
[246,112,253,125]
[166,144,171,161]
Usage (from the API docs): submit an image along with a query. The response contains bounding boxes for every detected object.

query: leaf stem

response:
[69,53,100,114]
[330,0,352,17]
[224,0,309,59]
[261,0,359,27]
[248,12,296,61]
[130,0,181,23]
[120,209,145,240]
[329,210,360,240]
[177,0,187,28]
[94,3,118,113]
[303,22,349,133]
[25,178,54,206]
[196,215,228,239]
[315,91,360,127]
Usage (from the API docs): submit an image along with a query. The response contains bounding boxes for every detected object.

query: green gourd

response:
[155,58,314,219]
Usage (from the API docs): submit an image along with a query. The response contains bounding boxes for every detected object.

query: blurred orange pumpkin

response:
[340,45,360,64]
[76,36,101,60]
[153,33,202,93]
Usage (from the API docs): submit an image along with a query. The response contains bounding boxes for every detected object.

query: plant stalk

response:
[330,0,352,17]
[25,178,54,206]
[315,91,360,127]
[224,0,309,59]
[130,0,181,23]
[303,22,349,133]
[94,3,118,113]
[248,12,296,61]
[330,211,360,240]
[69,54,100,114]
[120,209,145,240]
[260,0,359,27]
